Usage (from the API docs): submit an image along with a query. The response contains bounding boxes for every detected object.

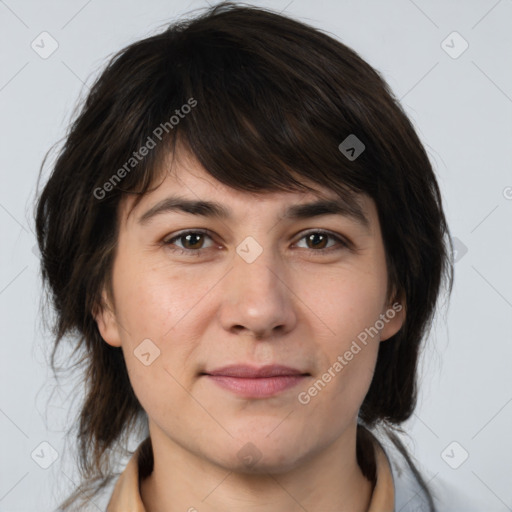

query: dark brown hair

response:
[34,2,453,510]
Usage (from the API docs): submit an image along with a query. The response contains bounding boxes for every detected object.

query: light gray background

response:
[1,0,511,510]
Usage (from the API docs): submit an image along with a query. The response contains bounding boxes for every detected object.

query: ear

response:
[92,288,122,347]
[379,294,406,342]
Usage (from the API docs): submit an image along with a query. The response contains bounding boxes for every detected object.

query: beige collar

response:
[107,436,394,511]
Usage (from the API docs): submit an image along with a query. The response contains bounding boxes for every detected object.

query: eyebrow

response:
[137,194,370,230]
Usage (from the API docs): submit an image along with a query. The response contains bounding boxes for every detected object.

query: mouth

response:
[201,365,311,398]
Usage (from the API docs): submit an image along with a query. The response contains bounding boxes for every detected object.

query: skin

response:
[94,150,405,512]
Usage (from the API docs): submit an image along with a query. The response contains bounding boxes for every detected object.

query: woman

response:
[35,2,460,510]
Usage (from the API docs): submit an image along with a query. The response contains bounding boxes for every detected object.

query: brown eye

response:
[178,233,205,250]
[163,230,214,253]
[295,230,349,253]
[305,232,329,249]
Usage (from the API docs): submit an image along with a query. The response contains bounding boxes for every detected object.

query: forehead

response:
[120,150,376,231]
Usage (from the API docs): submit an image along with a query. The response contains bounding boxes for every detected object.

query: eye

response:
[162,229,349,256]
[163,229,215,255]
[294,230,349,253]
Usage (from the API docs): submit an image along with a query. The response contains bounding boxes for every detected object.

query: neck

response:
[140,423,375,512]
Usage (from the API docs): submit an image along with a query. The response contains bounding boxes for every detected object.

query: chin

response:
[210,432,310,474]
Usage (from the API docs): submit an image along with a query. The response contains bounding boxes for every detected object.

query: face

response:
[94,150,405,473]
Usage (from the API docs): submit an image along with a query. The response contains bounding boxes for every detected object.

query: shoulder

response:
[370,426,484,512]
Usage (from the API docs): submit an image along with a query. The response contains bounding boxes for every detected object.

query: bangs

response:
[99,8,377,216]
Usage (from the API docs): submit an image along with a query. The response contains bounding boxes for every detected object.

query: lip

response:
[202,365,310,398]
[204,364,307,378]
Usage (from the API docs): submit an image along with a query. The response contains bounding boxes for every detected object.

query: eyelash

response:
[162,229,350,256]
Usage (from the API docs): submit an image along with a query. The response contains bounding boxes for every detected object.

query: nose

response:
[218,246,297,339]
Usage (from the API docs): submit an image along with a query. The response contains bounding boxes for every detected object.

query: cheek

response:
[304,266,388,348]
[296,264,385,405]
[111,260,209,405]
[113,256,210,341]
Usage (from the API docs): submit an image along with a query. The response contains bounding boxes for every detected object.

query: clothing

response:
[101,428,478,512]
[106,432,394,512]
